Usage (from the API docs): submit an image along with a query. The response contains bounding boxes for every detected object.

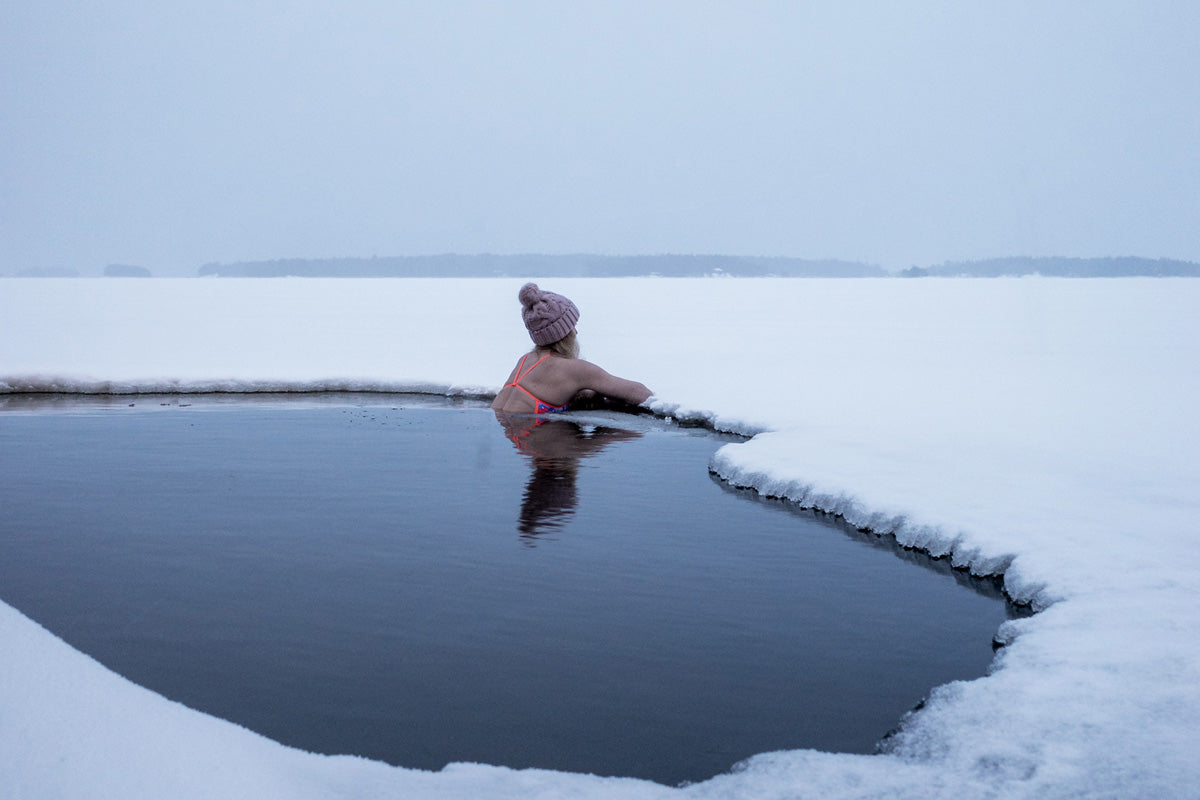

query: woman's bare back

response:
[492,351,651,414]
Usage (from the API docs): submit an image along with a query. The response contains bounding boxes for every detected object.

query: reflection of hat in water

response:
[520,283,579,346]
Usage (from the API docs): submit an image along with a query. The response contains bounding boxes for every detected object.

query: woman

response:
[491,283,652,414]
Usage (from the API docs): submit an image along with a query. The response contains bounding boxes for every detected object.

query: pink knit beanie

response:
[520,282,579,346]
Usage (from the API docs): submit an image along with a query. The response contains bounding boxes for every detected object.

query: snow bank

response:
[2,277,1198,799]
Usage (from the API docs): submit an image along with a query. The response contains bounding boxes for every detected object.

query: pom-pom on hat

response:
[520,282,580,346]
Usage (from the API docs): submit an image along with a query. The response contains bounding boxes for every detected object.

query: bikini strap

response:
[516,353,553,382]
[508,354,530,386]
[505,353,565,413]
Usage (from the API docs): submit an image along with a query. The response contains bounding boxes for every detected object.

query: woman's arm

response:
[567,360,652,406]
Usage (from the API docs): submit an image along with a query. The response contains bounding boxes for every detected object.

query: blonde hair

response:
[537,329,579,359]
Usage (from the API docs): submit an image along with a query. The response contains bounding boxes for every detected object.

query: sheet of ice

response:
[2,277,1198,799]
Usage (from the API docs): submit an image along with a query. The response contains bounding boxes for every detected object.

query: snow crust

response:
[2,277,1198,799]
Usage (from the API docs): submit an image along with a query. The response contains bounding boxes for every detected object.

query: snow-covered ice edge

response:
[2,277,1198,799]
[706,445,1020,600]
[0,376,494,399]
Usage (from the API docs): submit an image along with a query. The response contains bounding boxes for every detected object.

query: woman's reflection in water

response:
[496,413,643,546]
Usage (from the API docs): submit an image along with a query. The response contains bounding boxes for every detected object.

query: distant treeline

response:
[9,263,151,277]
[899,257,1200,278]
[8,254,1198,278]
[197,254,886,278]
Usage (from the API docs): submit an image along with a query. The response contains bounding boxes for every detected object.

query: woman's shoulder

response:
[555,356,610,379]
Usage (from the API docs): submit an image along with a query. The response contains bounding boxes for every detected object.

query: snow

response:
[2,277,1198,799]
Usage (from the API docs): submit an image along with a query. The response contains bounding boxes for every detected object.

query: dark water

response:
[0,394,1015,786]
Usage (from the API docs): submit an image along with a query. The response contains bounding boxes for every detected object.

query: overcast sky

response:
[2,1,1197,275]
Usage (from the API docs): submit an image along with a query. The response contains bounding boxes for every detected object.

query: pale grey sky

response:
[2,1,1197,275]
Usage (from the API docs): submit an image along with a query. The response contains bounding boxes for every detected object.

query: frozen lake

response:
[0,394,1015,785]
[2,278,1198,798]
